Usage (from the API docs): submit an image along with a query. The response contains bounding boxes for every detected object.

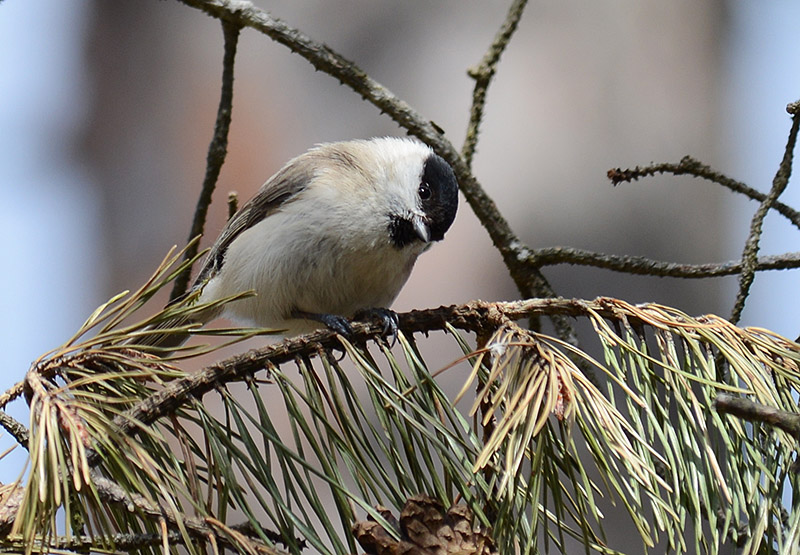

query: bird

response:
[143,137,459,349]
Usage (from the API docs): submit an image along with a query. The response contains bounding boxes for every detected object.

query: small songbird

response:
[149,137,459,348]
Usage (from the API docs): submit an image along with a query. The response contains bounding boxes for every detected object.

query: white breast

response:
[199,186,427,334]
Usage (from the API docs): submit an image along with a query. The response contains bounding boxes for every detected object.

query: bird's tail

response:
[134,314,202,351]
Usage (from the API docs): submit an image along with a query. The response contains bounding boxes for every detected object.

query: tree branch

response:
[731,101,800,324]
[714,393,800,439]
[170,19,241,301]
[89,473,288,554]
[110,297,680,435]
[462,0,529,169]
[608,155,800,230]
[0,381,25,412]
[0,411,28,450]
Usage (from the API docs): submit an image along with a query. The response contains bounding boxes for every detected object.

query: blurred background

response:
[2,1,799,552]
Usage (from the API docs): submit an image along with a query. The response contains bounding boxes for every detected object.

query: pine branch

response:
[108,296,785,436]
[90,473,290,554]
[714,393,800,438]
[8,292,800,552]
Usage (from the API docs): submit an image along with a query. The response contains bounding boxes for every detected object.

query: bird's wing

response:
[193,158,317,288]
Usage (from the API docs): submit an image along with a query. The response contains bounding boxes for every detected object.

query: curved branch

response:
[111,297,669,435]
[608,155,800,230]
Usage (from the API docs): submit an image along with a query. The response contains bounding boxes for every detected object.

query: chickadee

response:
[148,137,458,348]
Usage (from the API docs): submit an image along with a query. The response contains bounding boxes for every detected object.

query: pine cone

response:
[353,494,497,555]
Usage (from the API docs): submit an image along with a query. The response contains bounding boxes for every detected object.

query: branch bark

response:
[714,393,800,439]
[529,247,800,278]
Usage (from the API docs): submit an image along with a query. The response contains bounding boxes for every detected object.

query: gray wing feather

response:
[192,158,316,288]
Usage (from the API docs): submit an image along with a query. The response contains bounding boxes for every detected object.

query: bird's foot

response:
[292,310,354,336]
[354,307,399,345]
[292,308,399,344]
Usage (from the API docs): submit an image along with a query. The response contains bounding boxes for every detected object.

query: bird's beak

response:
[412,215,431,243]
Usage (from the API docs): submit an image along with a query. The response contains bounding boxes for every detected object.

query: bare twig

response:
[462,0,529,169]
[529,247,800,278]
[731,102,800,324]
[0,381,25,412]
[608,155,800,230]
[714,393,800,439]
[170,19,242,301]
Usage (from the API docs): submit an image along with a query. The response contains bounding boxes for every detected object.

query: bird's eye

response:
[418,182,432,200]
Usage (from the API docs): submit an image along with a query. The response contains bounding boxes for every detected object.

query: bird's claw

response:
[315,313,354,336]
[355,307,400,346]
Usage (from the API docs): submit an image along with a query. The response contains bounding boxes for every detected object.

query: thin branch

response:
[608,155,800,230]
[0,381,25,412]
[529,247,800,278]
[170,20,241,301]
[462,0,529,169]
[0,437,289,551]
[10,524,286,554]
[714,393,800,439]
[731,101,800,324]
[90,473,288,554]
[0,529,184,552]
